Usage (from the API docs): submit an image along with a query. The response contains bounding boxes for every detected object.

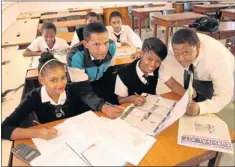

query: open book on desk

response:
[120,89,193,136]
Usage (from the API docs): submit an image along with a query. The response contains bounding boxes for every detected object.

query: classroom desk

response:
[17,12,41,20]
[11,92,235,166]
[131,7,175,38]
[2,19,39,49]
[56,32,74,43]
[153,12,206,45]
[38,19,86,30]
[173,2,204,13]
[221,9,235,21]
[193,4,235,17]
[40,11,87,21]
[2,49,32,166]
[68,7,92,13]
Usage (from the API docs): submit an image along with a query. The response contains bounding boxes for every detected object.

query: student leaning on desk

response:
[170,29,234,116]
[115,37,195,105]
[1,52,123,141]
[23,22,69,57]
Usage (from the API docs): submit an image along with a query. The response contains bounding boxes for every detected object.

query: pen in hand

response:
[33,120,50,129]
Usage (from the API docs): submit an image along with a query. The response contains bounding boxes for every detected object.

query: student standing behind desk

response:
[1,52,122,141]
[115,37,187,105]
[70,12,99,47]
[23,22,69,57]
[106,11,142,49]
[171,29,234,116]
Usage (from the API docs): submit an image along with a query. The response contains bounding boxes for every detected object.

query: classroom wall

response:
[19,1,170,13]
[2,2,21,33]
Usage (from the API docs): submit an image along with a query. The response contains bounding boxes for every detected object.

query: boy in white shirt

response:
[23,22,69,57]
[171,29,234,116]
[106,11,142,49]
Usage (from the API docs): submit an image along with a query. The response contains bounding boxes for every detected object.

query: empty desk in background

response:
[17,12,41,20]
[131,6,175,38]
[221,9,235,21]
[40,11,87,22]
[38,19,86,31]
[153,12,206,45]
[2,19,39,49]
[56,32,74,44]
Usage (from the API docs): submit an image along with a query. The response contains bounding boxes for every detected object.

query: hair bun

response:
[39,52,55,65]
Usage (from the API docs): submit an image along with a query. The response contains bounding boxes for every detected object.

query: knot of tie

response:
[142,75,151,84]
[114,33,121,43]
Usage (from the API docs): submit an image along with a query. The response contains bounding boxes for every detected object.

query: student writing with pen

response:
[114,37,193,106]
[1,52,122,141]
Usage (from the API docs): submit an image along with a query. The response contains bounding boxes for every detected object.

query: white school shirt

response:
[27,36,69,52]
[172,33,235,115]
[115,60,171,97]
[106,25,142,48]
[70,32,80,47]
[41,86,66,105]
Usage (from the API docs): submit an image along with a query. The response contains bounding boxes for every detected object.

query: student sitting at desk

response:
[2,52,122,141]
[70,12,99,47]
[115,37,186,105]
[23,22,69,57]
[68,22,116,81]
[171,29,234,116]
[106,11,142,49]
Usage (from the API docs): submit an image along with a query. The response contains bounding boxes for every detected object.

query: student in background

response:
[115,37,186,105]
[171,29,234,116]
[2,52,122,141]
[68,22,116,81]
[70,12,99,47]
[23,22,69,57]
[106,11,142,49]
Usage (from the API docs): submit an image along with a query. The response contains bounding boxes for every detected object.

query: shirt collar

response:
[43,38,56,52]
[112,25,124,35]
[41,86,66,105]
[90,54,95,61]
[136,60,154,78]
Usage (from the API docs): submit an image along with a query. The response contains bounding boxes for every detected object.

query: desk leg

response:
[207,152,222,167]
[132,15,134,30]
[165,26,170,46]
[154,23,158,37]
[139,17,142,38]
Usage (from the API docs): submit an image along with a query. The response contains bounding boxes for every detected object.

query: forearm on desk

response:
[118,96,134,104]
[23,49,42,57]
[9,128,41,140]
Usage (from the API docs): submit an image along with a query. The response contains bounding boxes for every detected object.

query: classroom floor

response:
[137,28,235,166]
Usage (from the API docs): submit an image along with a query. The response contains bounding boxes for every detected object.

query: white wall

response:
[2,2,21,33]
[19,1,168,13]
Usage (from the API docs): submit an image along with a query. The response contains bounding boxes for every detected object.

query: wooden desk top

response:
[68,8,92,13]
[38,19,86,30]
[2,19,39,47]
[152,12,205,21]
[17,12,41,20]
[11,92,235,166]
[221,8,235,13]
[40,11,87,20]
[56,32,74,43]
[194,4,235,9]
[101,5,128,8]
[131,6,175,13]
